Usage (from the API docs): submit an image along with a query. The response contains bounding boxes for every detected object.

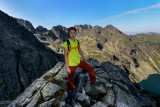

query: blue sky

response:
[0,0,160,35]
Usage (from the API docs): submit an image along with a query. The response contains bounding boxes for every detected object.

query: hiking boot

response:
[68,89,77,100]
[90,81,101,87]
[72,90,77,100]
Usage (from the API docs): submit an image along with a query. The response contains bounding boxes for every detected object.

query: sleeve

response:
[62,41,68,51]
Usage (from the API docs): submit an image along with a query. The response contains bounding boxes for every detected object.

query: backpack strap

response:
[67,39,80,52]
[77,39,80,52]
[66,39,71,67]
[67,40,71,52]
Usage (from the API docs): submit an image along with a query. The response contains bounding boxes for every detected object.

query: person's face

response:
[69,29,76,39]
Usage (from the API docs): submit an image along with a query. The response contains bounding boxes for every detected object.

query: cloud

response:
[96,2,160,23]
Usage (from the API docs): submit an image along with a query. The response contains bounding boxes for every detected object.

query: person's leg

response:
[77,60,96,83]
[68,66,78,100]
[68,66,77,90]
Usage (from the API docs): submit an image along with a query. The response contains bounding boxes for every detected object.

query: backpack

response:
[66,38,80,67]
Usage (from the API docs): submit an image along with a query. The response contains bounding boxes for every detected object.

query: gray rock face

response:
[77,93,90,106]
[7,59,158,107]
[101,89,115,106]
[91,101,108,107]
[0,10,64,101]
[15,18,35,33]
[41,82,62,101]
[35,26,48,33]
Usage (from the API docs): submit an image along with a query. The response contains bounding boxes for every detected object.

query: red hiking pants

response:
[67,60,96,90]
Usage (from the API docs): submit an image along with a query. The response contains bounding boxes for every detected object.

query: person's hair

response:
[67,27,77,38]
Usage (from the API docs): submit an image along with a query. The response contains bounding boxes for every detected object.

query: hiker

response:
[62,27,101,101]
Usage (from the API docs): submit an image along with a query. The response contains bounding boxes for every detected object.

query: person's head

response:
[67,27,77,39]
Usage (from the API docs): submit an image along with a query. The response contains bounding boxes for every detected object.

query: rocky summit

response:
[7,58,157,107]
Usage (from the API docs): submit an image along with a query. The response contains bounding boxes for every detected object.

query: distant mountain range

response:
[15,17,160,84]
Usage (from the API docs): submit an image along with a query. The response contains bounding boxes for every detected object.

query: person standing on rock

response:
[62,26,101,100]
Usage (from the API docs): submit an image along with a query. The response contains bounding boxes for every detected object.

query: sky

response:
[0,0,160,35]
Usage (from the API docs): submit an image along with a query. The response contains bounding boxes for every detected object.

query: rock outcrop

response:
[8,58,157,107]
[15,18,35,33]
[0,10,64,101]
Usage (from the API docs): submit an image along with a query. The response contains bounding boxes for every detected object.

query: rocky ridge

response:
[7,58,157,107]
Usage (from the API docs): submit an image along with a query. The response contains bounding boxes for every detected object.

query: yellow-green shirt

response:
[62,38,82,66]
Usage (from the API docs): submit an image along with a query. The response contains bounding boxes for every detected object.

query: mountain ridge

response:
[14,15,160,84]
[7,58,159,107]
[0,10,64,101]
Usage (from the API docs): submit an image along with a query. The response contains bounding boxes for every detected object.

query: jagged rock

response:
[41,82,61,101]
[60,92,68,101]
[101,61,121,72]
[15,18,35,33]
[94,59,101,67]
[35,26,48,33]
[94,67,106,74]
[101,89,115,106]
[38,98,55,107]
[104,24,123,34]
[8,78,47,107]
[77,93,90,106]
[96,75,109,83]
[113,84,156,107]
[86,83,107,98]
[26,90,41,107]
[72,102,82,107]
[42,62,64,80]
[7,60,158,107]
[113,84,140,107]
[54,65,68,81]
[96,71,110,79]
[86,58,101,68]
[113,80,129,91]
[51,25,68,41]
[91,101,108,107]
[58,101,65,107]
[75,74,87,93]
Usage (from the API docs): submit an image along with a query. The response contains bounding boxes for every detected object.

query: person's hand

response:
[67,67,71,75]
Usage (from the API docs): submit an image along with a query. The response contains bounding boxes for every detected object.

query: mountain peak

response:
[104,24,123,34]
[74,24,92,30]
[51,25,66,31]
[15,17,35,33]
[35,25,48,33]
